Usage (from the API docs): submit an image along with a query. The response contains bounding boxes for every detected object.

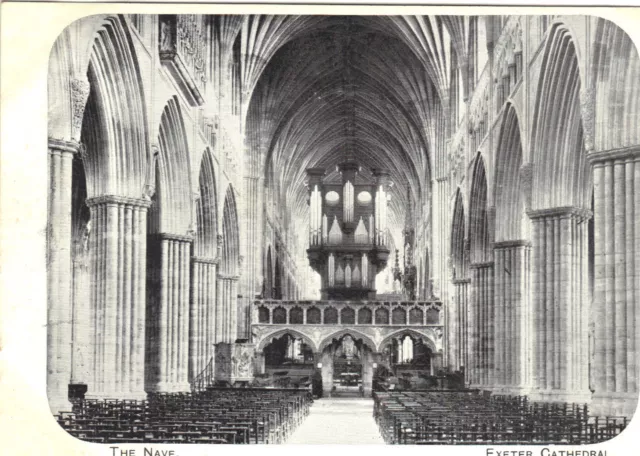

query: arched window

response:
[402,335,414,363]
[392,307,407,325]
[307,307,321,324]
[375,308,389,325]
[324,307,338,324]
[357,308,372,325]
[341,307,355,325]
[409,307,424,325]
[426,308,440,324]
[273,306,287,324]
[290,306,303,324]
[258,306,270,323]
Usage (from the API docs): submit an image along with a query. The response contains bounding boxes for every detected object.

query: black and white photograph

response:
[1,2,640,453]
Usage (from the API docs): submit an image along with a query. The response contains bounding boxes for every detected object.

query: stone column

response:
[396,337,403,364]
[189,256,218,381]
[431,352,443,376]
[493,241,532,394]
[71,232,92,385]
[146,233,192,393]
[528,207,591,403]
[230,276,239,342]
[255,352,266,375]
[452,278,470,373]
[47,138,78,413]
[223,278,230,341]
[362,349,373,396]
[589,147,639,417]
[469,262,494,388]
[85,196,150,400]
[215,273,224,343]
[216,274,238,343]
[242,175,263,309]
[321,350,333,397]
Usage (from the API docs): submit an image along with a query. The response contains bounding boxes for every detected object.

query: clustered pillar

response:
[469,262,494,387]
[216,274,239,343]
[85,195,151,400]
[590,148,639,416]
[395,337,404,363]
[189,257,218,381]
[451,278,469,372]
[493,241,532,394]
[146,234,192,393]
[47,139,78,412]
[71,226,92,385]
[242,175,263,337]
[361,349,374,396]
[529,207,591,403]
[320,350,334,397]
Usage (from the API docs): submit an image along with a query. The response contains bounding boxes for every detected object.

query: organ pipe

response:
[308,185,322,246]
[361,254,368,286]
[352,264,361,284]
[376,185,387,245]
[322,214,328,244]
[344,180,354,223]
[328,254,335,286]
[355,217,368,244]
[336,264,344,284]
[329,216,342,244]
[368,214,374,244]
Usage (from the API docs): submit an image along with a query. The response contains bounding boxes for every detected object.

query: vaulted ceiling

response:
[244,16,466,236]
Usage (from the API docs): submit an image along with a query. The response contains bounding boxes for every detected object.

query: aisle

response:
[287,398,384,444]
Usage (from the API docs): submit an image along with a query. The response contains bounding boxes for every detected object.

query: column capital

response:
[587,145,640,166]
[469,261,494,270]
[85,195,152,209]
[48,137,80,154]
[527,206,592,221]
[493,239,532,250]
[192,256,219,265]
[152,232,194,243]
[217,273,240,281]
[452,278,471,285]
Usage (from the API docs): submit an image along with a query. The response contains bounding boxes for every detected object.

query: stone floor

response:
[286,398,385,444]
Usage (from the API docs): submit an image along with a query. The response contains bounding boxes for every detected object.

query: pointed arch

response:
[531,23,590,210]
[195,147,218,258]
[469,154,491,263]
[592,18,640,152]
[318,329,377,354]
[155,96,192,234]
[48,28,74,141]
[220,185,240,275]
[379,329,438,353]
[450,188,467,278]
[494,103,529,242]
[81,16,149,199]
[257,328,317,353]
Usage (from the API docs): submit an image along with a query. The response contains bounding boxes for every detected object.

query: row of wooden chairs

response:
[56,388,313,444]
[373,391,627,445]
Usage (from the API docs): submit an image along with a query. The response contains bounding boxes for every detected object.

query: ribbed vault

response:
[245,16,464,240]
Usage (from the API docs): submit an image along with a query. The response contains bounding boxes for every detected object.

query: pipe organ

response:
[306,161,391,300]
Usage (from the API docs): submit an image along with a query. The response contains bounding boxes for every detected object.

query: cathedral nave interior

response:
[47,13,639,444]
